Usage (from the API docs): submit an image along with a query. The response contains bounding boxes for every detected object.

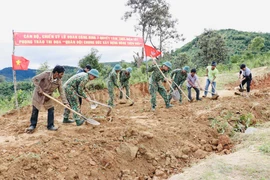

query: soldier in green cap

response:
[63,69,99,126]
[107,64,122,106]
[148,60,173,111]
[119,67,132,99]
[168,66,190,103]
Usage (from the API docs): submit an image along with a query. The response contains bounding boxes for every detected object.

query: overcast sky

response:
[0,0,269,70]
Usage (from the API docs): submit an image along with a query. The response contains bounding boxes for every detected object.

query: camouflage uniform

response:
[63,73,89,120]
[107,70,119,106]
[119,69,131,99]
[148,65,169,108]
[168,69,187,102]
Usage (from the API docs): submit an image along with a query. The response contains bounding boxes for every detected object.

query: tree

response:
[36,61,50,75]
[122,0,182,66]
[172,53,190,69]
[248,36,265,53]
[0,75,5,83]
[78,48,102,72]
[195,29,228,67]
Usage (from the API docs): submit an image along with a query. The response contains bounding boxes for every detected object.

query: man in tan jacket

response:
[26,65,70,133]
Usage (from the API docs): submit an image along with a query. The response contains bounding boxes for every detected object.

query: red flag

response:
[12,55,30,70]
[144,44,161,57]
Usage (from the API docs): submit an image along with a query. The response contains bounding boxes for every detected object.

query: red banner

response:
[14,32,144,47]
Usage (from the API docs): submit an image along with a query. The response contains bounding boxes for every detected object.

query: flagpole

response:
[12,30,19,109]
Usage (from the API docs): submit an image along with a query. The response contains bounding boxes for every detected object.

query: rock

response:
[152,160,158,166]
[116,143,138,161]
[203,144,213,152]
[0,165,8,172]
[89,159,96,166]
[245,127,257,134]
[145,152,155,160]
[194,149,207,159]
[155,169,165,176]
[141,132,154,139]
[60,166,68,171]
[222,149,231,154]
[217,143,223,152]
[165,157,171,166]
[172,149,183,158]
[182,147,191,155]
[211,139,219,146]
[138,145,147,154]
[200,139,207,144]
[121,169,130,175]
[181,155,189,160]
[218,135,231,146]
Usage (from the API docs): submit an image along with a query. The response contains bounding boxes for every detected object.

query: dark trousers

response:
[78,97,82,106]
[239,79,251,92]
[30,106,54,128]
[188,87,200,100]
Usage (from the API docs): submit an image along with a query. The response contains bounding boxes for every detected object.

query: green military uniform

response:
[107,69,120,106]
[168,69,188,103]
[63,73,89,122]
[148,65,170,109]
[119,69,131,99]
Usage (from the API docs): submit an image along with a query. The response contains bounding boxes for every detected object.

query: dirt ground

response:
[1,68,270,180]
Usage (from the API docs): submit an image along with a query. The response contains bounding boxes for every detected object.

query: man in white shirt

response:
[239,64,252,97]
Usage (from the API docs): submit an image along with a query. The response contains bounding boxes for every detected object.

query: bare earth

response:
[0,68,270,179]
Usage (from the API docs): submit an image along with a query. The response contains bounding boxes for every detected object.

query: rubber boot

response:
[63,117,75,123]
[75,119,85,126]
[152,106,156,112]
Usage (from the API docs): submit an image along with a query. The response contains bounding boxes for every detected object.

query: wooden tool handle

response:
[43,92,83,118]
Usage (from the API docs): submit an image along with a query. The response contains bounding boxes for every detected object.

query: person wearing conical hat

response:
[168,66,190,104]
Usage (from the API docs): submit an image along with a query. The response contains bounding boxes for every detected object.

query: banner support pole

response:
[12,30,19,109]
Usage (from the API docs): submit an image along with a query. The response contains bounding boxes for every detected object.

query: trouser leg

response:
[47,107,54,128]
[30,105,39,127]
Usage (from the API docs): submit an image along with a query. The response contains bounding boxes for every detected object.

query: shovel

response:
[210,84,219,100]
[118,88,134,106]
[77,94,112,116]
[43,92,100,125]
[172,81,192,102]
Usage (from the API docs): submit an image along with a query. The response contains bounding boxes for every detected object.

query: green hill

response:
[175,29,270,57]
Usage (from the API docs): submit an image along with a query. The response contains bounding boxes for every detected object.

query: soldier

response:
[77,64,92,74]
[26,65,70,133]
[148,60,173,111]
[119,67,132,99]
[203,61,219,97]
[168,66,190,104]
[76,64,92,107]
[63,69,99,126]
[107,64,122,106]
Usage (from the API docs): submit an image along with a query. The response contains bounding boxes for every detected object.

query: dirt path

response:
[169,123,270,180]
[0,67,270,179]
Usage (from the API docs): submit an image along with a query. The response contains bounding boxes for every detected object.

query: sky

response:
[0,0,269,70]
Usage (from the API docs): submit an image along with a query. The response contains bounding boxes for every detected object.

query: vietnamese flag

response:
[144,44,161,58]
[12,55,30,70]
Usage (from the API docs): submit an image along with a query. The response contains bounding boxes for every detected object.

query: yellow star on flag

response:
[16,60,21,65]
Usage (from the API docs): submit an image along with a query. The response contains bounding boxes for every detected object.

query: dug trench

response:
[0,76,270,179]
